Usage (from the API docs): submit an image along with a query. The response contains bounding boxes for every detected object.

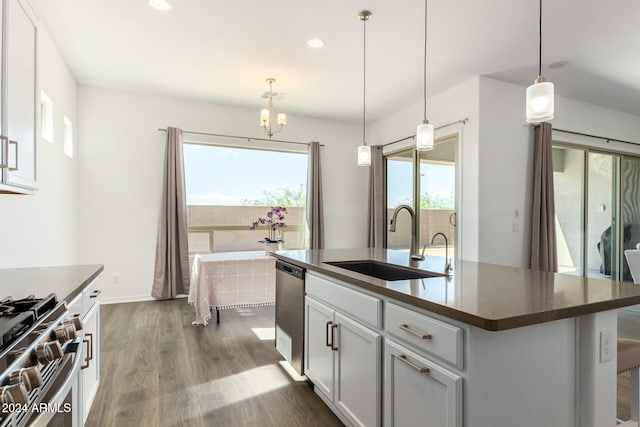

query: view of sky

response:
[387,159,455,208]
[184,144,308,205]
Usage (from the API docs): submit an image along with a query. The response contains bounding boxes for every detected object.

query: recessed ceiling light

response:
[149,0,173,11]
[306,39,324,48]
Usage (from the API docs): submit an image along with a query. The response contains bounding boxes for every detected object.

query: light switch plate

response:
[600,329,613,363]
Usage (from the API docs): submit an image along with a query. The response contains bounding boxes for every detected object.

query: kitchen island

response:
[272,248,640,427]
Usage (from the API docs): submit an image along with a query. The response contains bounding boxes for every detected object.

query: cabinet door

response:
[384,339,462,427]
[3,0,37,190]
[334,312,381,427]
[304,296,335,401]
[81,302,100,425]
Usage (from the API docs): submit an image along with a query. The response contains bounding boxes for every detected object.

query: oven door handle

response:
[26,341,84,427]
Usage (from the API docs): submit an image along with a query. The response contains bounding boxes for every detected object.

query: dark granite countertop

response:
[272,248,640,331]
[0,264,104,305]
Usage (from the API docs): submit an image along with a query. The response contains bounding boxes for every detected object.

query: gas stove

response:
[0,294,83,427]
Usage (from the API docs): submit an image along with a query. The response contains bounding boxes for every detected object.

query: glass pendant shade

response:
[357,144,371,167]
[526,80,554,123]
[416,121,434,151]
[260,109,269,125]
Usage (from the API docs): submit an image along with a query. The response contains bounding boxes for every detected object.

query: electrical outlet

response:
[512,223,520,233]
[113,274,121,284]
[600,329,613,363]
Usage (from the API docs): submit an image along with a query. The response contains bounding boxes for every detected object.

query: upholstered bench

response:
[619,338,640,425]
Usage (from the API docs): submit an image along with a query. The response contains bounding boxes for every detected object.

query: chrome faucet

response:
[389,204,424,267]
[430,232,453,274]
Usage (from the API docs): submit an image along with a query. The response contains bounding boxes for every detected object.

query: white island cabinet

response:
[302,270,614,427]
[0,0,38,193]
[305,273,382,427]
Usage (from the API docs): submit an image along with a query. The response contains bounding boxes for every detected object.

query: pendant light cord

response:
[423,0,428,121]
[538,0,542,77]
[362,14,367,146]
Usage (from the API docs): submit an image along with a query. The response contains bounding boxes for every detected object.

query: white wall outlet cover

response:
[599,329,613,363]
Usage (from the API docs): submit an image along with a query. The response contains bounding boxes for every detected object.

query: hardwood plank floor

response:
[86,300,343,427]
[87,300,640,425]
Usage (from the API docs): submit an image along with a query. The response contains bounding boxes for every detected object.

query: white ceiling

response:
[31,0,640,123]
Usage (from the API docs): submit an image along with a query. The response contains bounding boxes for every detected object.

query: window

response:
[183,142,308,254]
[63,116,73,158]
[385,134,459,257]
[40,91,53,143]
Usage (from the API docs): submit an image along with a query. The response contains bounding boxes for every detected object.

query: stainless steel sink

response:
[326,260,443,281]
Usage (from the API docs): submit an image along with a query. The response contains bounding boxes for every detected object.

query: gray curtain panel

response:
[307,141,324,249]
[367,146,385,248]
[530,122,558,272]
[152,127,190,298]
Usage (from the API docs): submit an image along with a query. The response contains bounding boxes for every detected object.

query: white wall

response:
[476,76,640,268]
[0,26,79,268]
[77,87,367,302]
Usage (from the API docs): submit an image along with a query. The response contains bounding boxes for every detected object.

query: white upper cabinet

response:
[0,0,38,193]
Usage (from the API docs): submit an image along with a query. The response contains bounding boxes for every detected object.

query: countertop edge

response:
[273,252,640,332]
[62,264,105,305]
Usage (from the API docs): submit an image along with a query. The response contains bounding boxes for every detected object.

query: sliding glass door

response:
[553,143,640,281]
[385,135,458,256]
[621,157,640,281]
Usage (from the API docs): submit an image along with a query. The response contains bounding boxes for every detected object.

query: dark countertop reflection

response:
[273,248,640,331]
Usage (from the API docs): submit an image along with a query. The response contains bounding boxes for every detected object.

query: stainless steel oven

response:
[0,295,84,427]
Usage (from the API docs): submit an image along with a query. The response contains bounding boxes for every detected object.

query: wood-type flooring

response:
[85,299,342,427]
[86,299,640,425]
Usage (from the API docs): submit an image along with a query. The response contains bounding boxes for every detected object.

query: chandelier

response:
[260,78,286,138]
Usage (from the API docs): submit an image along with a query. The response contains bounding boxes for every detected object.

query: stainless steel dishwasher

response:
[275,259,305,375]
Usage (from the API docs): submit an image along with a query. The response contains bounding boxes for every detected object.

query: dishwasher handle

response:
[275,260,305,280]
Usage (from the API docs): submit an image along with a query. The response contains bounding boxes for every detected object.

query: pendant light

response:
[357,10,372,167]
[416,0,434,152]
[526,0,554,123]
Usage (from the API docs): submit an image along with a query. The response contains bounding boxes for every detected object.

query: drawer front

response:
[82,279,101,318]
[306,272,382,329]
[384,339,462,427]
[385,302,463,369]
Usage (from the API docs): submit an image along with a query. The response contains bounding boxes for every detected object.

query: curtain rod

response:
[552,128,640,147]
[157,128,323,147]
[380,118,469,147]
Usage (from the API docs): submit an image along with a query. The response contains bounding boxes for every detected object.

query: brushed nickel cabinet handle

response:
[0,135,8,169]
[8,140,17,171]
[399,324,432,340]
[86,332,94,361]
[90,289,102,298]
[398,354,430,373]
[325,321,333,347]
[330,324,338,351]
[81,339,90,369]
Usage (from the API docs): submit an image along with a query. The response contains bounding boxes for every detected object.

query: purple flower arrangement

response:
[250,206,287,243]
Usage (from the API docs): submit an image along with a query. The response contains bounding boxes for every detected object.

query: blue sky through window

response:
[183,144,308,205]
